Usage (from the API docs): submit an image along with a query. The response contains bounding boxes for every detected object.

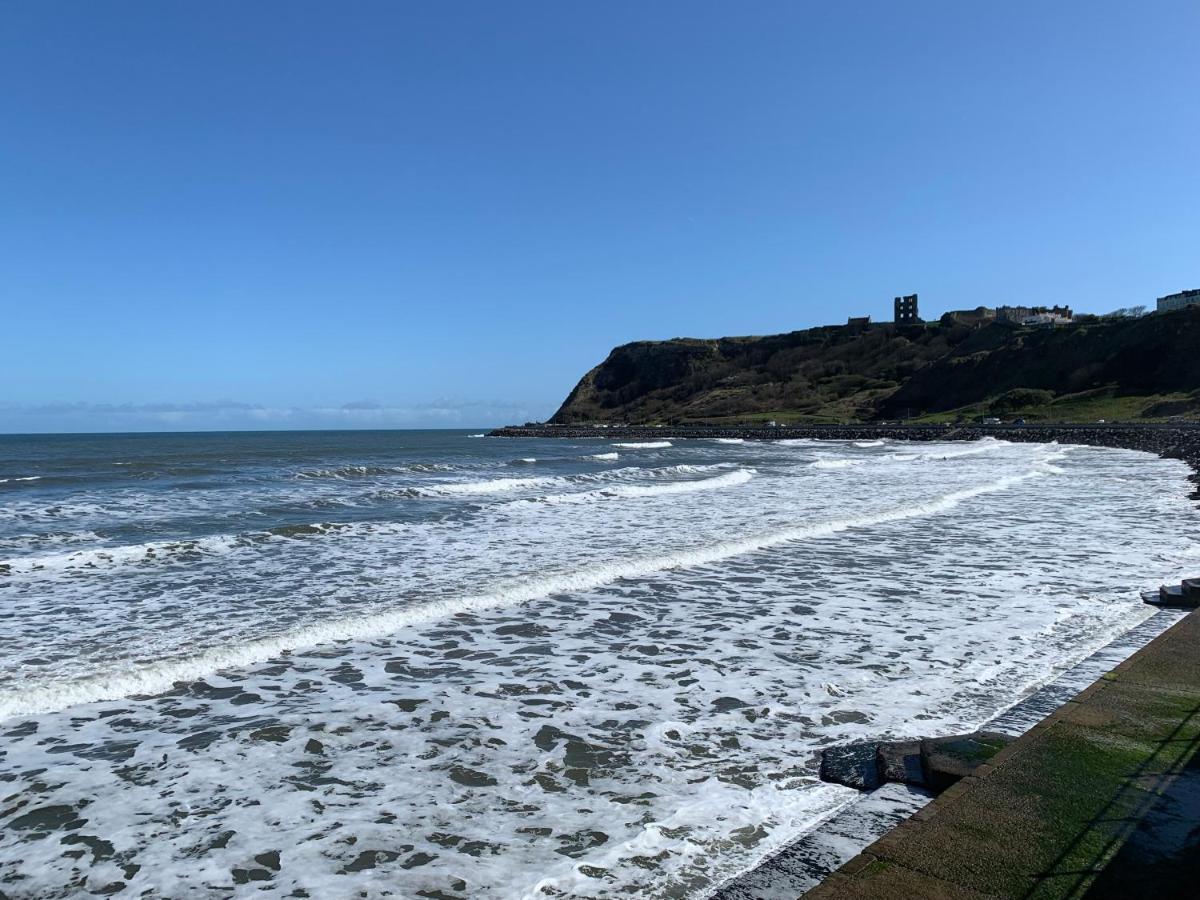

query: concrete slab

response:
[802,610,1200,900]
[808,862,995,900]
[1110,612,1200,691]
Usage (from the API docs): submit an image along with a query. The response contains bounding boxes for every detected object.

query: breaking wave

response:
[422,475,560,495]
[0,534,244,575]
[809,458,862,470]
[535,468,756,504]
[0,467,1048,719]
[296,463,455,479]
[412,464,726,498]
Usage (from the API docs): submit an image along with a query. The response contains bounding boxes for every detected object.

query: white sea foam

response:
[421,475,559,495]
[0,468,736,574]
[854,440,885,448]
[613,441,673,449]
[536,468,756,505]
[0,466,1050,719]
[913,438,1006,461]
[2,436,1197,899]
[0,476,41,483]
[809,458,861,470]
[713,438,745,444]
[0,533,245,574]
[295,463,456,479]
[588,451,619,460]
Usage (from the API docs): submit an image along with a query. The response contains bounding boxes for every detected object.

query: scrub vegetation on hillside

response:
[551,307,1200,424]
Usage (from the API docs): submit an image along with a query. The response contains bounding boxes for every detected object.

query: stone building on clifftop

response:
[1157,288,1200,313]
[894,293,920,324]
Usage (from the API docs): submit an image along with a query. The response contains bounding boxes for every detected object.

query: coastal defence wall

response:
[797,608,1200,900]
[489,423,1200,501]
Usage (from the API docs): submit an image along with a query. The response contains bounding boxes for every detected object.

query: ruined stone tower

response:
[894,293,919,324]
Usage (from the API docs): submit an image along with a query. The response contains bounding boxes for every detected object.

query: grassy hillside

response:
[550,307,1200,424]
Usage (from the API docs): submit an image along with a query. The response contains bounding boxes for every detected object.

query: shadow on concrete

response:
[1022,701,1200,900]
[1083,734,1200,900]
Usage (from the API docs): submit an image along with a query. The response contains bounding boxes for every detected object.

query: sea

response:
[1,430,1197,898]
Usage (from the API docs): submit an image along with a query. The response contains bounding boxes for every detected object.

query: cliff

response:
[549,307,1200,424]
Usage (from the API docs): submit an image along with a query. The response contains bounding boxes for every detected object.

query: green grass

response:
[633,386,1199,427]
[910,387,1200,425]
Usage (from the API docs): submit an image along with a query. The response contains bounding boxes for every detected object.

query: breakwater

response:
[490,423,1200,501]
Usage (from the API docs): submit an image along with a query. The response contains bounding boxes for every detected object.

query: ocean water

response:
[0,430,1197,898]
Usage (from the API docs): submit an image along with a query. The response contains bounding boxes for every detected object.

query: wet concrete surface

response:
[799,611,1200,900]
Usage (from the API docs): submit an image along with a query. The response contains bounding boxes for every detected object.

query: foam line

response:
[809,458,861,470]
[296,463,454,479]
[913,439,1006,461]
[1,467,737,574]
[0,534,243,575]
[536,468,755,504]
[0,467,1047,720]
[422,475,559,494]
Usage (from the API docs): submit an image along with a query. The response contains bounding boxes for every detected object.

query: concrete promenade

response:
[803,610,1200,900]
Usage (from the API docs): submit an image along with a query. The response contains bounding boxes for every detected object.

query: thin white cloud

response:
[2,398,554,433]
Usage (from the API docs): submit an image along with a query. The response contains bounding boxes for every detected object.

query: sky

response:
[2,1,1197,432]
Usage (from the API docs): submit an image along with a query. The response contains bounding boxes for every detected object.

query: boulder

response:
[876,741,924,786]
[819,732,1013,794]
[920,731,1010,793]
[818,742,882,791]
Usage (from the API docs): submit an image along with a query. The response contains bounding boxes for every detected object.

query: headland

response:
[544,305,1200,427]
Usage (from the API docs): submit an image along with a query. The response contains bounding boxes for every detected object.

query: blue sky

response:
[2,1,1197,432]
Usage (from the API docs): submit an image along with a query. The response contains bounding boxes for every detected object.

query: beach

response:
[1,429,1197,897]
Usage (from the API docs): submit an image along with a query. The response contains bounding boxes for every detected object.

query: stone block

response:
[876,741,925,786]
[820,742,882,791]
[920,731,1010,793]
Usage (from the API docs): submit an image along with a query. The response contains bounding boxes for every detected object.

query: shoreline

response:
[798,606,1200,899]
[493,422,1200,895]
[489,423,1200,502]
[4,429,1194,895]
[707,608,1189,898]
